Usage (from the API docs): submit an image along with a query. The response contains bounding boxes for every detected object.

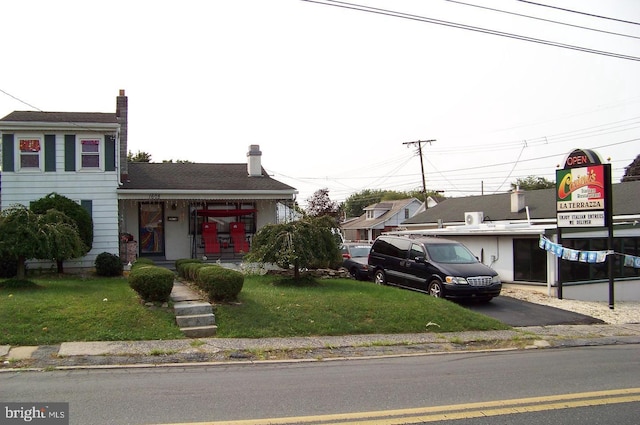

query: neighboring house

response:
[341,198,424,242]
[0,90,298,270]
[395,183,640,302]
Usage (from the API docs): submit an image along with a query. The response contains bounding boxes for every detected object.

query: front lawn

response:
[214,275,509,337]
[0,276,183,346]
[0,274,510,346]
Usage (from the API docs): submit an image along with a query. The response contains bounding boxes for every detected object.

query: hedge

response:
[128,265,174,302]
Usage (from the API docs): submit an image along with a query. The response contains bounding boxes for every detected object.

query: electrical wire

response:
[301,0,640,61]
[516,0,640,26]
[445,0,640,40]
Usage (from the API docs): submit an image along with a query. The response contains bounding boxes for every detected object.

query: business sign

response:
[555,149,611,228]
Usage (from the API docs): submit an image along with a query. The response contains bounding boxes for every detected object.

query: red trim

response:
[196,209,256,217]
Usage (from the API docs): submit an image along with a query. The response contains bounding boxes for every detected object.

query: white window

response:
[81,139,100,168]
[19,138,41,169]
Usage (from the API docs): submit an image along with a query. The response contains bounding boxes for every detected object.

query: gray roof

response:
[403,180,640,225]
[0,111,117,124]
[119,162,297,192]
[342,198,421,230]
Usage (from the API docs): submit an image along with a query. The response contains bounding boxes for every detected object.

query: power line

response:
[516,0,640,26]
[445,0,640,40]
[301,0,640,61]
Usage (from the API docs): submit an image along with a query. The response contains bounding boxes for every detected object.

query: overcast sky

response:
[1,0,638,208]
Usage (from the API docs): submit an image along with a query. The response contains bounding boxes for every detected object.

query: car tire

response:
[349,267,359,280]
[427,280,444,298]
[374,269,386,285]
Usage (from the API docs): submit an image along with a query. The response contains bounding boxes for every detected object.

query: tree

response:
[245,215,341,281]
[306,188,339,218]
[39,209,87,273]
[0,206,45,280]
[30,193,93,272]
[622,154,640,182]
[127,150,152,162]
[511,176,555,191]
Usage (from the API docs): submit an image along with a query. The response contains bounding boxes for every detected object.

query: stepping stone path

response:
[171,281,217,337]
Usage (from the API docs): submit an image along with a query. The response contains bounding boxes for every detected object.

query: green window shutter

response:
[64,135,76,171]
[45,134,56,172]
[2,133,15,172]
[105,135,116,171]
[80,200,93,218]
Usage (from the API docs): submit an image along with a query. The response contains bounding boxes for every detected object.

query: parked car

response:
[368,235,501,301]
[341,243,372,280]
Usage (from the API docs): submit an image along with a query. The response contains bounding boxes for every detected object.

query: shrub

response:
[132,258,155,270]
[183,262,208,281]
[175,258,202,278]
[128,266,175,302]
[196,266,244,302]
[95,252,123,277]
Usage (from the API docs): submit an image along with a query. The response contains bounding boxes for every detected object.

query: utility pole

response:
[403,139,435,207]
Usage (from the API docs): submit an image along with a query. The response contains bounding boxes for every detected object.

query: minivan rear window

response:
[373,237,411,258]
[426,243,477,264]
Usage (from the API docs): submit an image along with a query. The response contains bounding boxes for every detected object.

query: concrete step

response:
[176,313,216,328]
[174,301,213,316]
[180,325,218,338]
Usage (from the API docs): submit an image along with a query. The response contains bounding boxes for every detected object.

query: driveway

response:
[459,296,605,327]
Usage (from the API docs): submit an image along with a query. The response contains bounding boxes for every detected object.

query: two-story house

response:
[0,91,298,270]
[341,198,424,242]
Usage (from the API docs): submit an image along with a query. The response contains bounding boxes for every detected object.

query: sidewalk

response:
[2,282,640,371]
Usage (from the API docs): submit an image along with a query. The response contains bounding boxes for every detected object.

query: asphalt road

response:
[459,295,605,326]
[2,345,638,424]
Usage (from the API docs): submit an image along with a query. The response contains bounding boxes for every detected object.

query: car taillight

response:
[342,254,351,259]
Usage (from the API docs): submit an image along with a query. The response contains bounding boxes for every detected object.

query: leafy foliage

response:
[342,189,439,217]
[128,265,175,302]
[127,150,152,162]
[195,265,244,302]
[95,252,124,277]
[622,154,640,182]
[30,192,93,253]
[306,188,339,217]
[245,215,341,280]
[510,175,555,190]
[0,205,86,278]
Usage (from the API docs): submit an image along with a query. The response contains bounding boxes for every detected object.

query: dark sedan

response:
[341,243,372,280]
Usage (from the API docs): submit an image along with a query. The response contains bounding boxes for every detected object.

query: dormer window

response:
[19,138,41,169]
[366,210,374,219]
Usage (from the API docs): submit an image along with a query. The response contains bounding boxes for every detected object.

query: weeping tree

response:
[245,215,341,281]
[0,205,85,280]
[30,192,93,273]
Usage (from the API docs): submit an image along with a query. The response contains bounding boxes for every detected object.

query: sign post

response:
[555,149,614,308]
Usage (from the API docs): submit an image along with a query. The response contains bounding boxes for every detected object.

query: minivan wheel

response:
[427,280,444,298]
[374,270,386,285]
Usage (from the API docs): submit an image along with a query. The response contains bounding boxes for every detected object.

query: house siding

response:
[0,132,120,269]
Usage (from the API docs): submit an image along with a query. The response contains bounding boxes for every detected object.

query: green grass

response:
[0,274,510,346]
[214,275,510,338]
[0,276,184,346]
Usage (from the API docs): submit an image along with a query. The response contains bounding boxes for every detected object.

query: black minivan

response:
[368,235,501,301]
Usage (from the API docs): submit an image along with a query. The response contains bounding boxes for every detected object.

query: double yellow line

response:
[164,387,640,425]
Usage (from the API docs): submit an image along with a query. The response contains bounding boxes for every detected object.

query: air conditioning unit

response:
[464,211,484,225]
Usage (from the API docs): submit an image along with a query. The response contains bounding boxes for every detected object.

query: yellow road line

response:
[159,387,640,425]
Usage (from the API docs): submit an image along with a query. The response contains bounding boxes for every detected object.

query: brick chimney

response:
[116,89,128,182]
[247,145,262,177]
[511,186,525,213]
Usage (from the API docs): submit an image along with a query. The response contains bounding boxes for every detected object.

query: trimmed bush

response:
[175,258,202,278]
[128,266,175,302]
[183,262,209,281]
[95,252,123,277]
[196,266,244,302]
[131,258,155,270]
